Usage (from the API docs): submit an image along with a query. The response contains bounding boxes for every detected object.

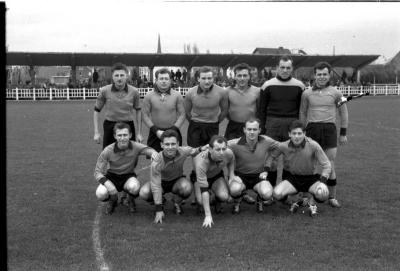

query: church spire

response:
[157,33,162,54]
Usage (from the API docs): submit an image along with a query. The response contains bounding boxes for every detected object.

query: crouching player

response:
[140,129,205,224]
[227,118,280,214]
[94,122,158,214]
[194,135,235,228]
[270,120,331,217]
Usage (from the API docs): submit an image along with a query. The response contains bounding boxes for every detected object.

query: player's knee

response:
[139,183,152,201]
[96,185,109,201]
[216,190,229,202]
[314,183,329,202]
[177,180,193,198]
[125,177,140,195]
[272,188,284,200]
[229,181,243,198]
[258,187,273,201]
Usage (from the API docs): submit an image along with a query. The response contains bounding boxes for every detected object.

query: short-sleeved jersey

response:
[227,135,279,175]
[227,85,260,123]
[184,84,228,123]
[300,86,348,128]
[193,149,234,188]
[267,137,331,179]
[142,89,185,128]
[150,146,199,205]
[94,141,152,182]
[95,84,141,122]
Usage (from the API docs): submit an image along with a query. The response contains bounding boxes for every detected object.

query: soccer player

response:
[94,122,158,214]
[224,63,261,204]
[184,66,228,202]
[227,118,280,214]
[142,68,186,152]
[93,63,142,149]
[139,129,206,224]
[194,135,235,228]
[299,61,349,208]
[258,55,305,186]
[270,120,331,217]
[225,63,260,140]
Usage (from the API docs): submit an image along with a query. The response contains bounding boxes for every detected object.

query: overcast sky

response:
[5,0,400,59]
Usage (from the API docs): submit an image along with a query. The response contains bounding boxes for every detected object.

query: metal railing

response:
[5,85,400,101]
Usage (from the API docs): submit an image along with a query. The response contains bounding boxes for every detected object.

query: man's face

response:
[289,128,305,146]
[161,137,178,157]
[112,69,128,89]
[114,128,131,149]
[198,71,214,90]
[277,60,293,80]
[244,121,260,141]
[314,68,331,88]
[155,72,171,92]
[210,141,227,162]
[235,69,250,89]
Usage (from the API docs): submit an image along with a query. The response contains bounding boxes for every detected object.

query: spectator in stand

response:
[170,70,175,81]
[175,69,182,82]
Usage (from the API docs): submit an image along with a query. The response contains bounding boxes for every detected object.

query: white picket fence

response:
[5,85,400,101]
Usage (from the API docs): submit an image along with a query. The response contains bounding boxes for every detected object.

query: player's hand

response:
[259,171,268,181]
[151,152,160,162]
[136,134,143,143]
[202,215,213,228]
[104,180,117,195]
[339,135,347,145]
[154,211,165,224]
[156,130,164,139]
[94,132,101,144]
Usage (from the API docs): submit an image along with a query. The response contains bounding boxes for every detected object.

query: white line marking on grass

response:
[92,204,110,271]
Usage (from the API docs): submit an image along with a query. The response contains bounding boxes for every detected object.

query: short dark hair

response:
[233,63,251,75]
[313,61,332,73]
[279,55,294,66]
[113,122,131,135]
[209,135,227,148]
[198,66,213,76]
[111,63,129,74]
[155,68,171,80]
[289,120,305,132]
[160,129,180,143]
[245,117,261,128]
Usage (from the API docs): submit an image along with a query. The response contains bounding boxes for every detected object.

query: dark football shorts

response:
[105,171,137,192]
[224,120,245,140]
[203,171,225,191]
[265,117,297,142]
[306,122,337,149]
[236,171,275,189]
[187,120,219,147]
[282,170,320,193]
[161,176,185,194]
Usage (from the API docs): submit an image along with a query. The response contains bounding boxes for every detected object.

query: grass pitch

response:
[6,96,400,270]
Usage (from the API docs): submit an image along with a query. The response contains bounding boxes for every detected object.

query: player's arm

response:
[93,89,106,144]
[174,94,186,128]
[183,90,193,121]
[226,150,236,184]
[299,91,309,125]
[194,155,213,228]
[258,85,270,134]
[218,89,229,123]
[264,144,283,171]
[314,143,331,182]
[337,92,349,145]
[133,90,143,143]
[150,156,165,223]
[94,150,117,195]
[138,145,159,161]
[141,95,154,129]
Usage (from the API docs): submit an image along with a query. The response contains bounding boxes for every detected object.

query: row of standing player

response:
[92,58,348,227]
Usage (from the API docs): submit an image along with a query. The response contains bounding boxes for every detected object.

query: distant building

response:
[252,46,292,55]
